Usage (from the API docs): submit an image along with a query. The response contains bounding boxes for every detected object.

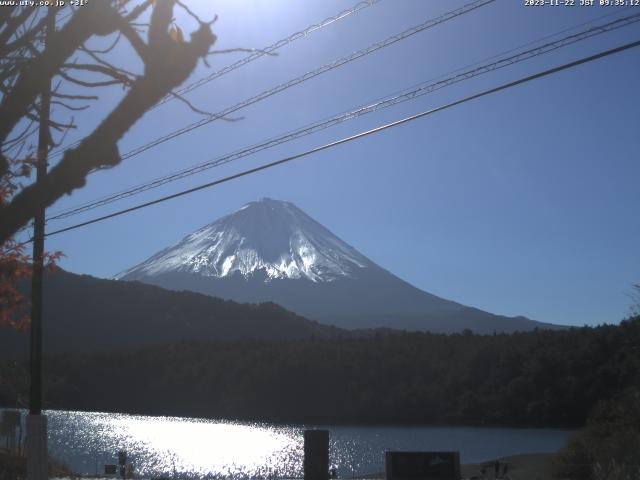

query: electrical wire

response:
[47,11,640,222]
[47,0,495,163]
[41,38,640,239]
[156,0,384,106]
[47,0,382,159]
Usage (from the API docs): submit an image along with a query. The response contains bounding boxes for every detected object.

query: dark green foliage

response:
[1,317,639,427]
[0,269,342,356]
[553,387,640,479]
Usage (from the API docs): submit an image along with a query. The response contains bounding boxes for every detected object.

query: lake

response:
[9,409,573,479]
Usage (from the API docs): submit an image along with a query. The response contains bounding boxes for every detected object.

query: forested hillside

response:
[1,317,638,427]
[1,269,341,356]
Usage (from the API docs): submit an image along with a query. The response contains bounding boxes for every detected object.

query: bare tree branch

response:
[52,92,99,101]
[79,45,138,80]
[57,70,125,89]
[0,2,122,143]
[168,90,243,122]
[118,17,149,62]
[85,31,123,55]
[61,63,136,85]
[50,100,90,112]
[0,12,48,57]
[0,8,36,50]
[0,0,217,243]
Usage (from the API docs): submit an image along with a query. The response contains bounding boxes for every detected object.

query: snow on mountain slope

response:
[115,198,371,283]
[115,198,559,333]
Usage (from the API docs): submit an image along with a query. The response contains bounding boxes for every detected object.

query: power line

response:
[47,0,495,163]
[379,5,635,105]
[48,0,383,159]
[45,0,494,220]
[47,11,640,222]
[113,0,495,163]
[42,38,640,239]
[155,0,383,106]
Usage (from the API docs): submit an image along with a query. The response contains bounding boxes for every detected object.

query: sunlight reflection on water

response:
[41,409,573,479]
[49,411,303,479]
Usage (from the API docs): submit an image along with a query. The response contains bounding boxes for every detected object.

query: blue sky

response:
[31,0,640,327]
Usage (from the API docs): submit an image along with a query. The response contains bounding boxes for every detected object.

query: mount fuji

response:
[116,198,557,333]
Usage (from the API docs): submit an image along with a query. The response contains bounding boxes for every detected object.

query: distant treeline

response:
[1,316,639,427]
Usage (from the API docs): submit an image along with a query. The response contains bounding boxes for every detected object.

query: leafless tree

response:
[0,0,218,244]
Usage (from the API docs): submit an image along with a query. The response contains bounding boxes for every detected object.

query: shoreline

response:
[46,453,559,480]
[0,405,583,431]
[461,453,556,480]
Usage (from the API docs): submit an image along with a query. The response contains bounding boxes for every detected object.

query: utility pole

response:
[28,7,55,480]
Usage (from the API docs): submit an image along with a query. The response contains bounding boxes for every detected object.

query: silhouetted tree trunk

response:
[0,0,217,244]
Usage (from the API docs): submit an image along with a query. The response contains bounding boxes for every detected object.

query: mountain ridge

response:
[117,198,561,333]
[116,198,370,283]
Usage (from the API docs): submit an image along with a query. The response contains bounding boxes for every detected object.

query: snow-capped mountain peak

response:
[115,198,371,283]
